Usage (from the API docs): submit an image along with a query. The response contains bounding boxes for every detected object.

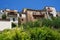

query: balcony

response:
[33,13,45,17]
[33,14,44,17]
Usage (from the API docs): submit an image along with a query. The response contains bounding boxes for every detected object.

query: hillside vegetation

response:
[0,17,60,40]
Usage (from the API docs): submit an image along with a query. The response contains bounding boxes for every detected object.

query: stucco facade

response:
[19,7,57,24]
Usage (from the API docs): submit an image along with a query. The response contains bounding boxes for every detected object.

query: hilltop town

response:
[0,6,60,40]
[0,6,60,31]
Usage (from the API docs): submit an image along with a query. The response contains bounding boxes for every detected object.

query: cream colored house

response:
[19,7,57,24]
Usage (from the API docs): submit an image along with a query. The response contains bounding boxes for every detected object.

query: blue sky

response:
[0,0,60,11]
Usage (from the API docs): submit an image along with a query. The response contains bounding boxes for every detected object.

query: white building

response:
[45,6,57,17]
[0,9,19,31]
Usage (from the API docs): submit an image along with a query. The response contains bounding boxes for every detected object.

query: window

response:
[13,18,15,21]
[8,12,15,15]
[22,19,23,21]
[20,14,21,17]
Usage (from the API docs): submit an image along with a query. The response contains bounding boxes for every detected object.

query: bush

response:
[0,27,60,40]
[41,19,52,27]
[29,27,60,40]
[52,17,60,28]
[2,14,6,19]
[22,20,43,29]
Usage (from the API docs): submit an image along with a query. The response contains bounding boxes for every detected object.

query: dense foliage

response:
[22,17,60,29]
[42,17,60,28]
[2,14,6,19]
[0,27,60,40]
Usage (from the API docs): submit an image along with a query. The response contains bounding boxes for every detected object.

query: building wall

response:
[26,10,46,22]
[57,12,60,17]
[46,7,57,17]
[20,9,47,23]
[20,7,58,24]
[0,21,11,31]
[20,14,26,24]
[4,9,18,26]
[26,11,34,22]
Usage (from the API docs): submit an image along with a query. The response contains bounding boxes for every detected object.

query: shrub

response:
[29,27,60,40]
[42,19,52,27]
[22,20,42,29]
[52,17,60,28]
[0,27,60,40]
[2,14,6,19]
[0,30,16,40]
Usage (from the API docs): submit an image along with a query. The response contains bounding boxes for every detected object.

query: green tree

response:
[2,14,6,19]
